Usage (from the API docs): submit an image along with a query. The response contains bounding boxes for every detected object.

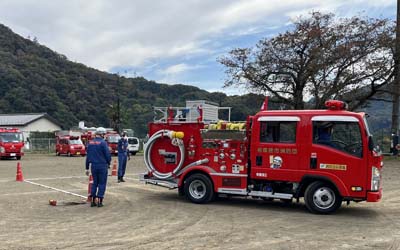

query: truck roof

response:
[0,127,21,133]
[255,109,365,119]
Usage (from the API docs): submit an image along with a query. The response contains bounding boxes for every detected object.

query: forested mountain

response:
[0,24,266,137]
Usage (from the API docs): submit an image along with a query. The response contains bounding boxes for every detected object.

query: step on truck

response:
[140,100,383,214]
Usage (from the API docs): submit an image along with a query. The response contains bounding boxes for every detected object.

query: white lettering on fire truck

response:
[320,163,347,171]
[256,172,267,177]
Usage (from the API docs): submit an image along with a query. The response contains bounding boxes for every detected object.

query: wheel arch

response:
[296,174,348,198]
[178,166,215,189]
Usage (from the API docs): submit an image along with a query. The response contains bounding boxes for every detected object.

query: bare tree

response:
[219,12,395,110]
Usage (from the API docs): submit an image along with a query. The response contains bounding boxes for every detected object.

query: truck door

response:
[61,139,68,154]
[309,116,366,198]
[251,116,301,182]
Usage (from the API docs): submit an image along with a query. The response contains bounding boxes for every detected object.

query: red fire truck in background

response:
[55,133,86,157]
[141,100,383,214]
[81,129,96,146]
[0,127,24,160]
[105,131,120,156]
[81,128,120,155]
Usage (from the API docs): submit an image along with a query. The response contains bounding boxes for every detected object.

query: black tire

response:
[304,181,342,214]
[184,173,214,204]
[131,152,137,156]
[16,156,21,160]
[56,151,60,156]
[68,152,72,157]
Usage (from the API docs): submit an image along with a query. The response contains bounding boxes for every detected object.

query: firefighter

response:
[85,127,111,207]
[117,132,130,183]
[316,122,336,148]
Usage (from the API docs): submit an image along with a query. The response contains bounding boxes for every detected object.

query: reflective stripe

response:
[258,116,300,122]
[311,116,358,122]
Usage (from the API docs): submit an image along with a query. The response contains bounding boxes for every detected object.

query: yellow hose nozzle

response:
[171,131,184,139]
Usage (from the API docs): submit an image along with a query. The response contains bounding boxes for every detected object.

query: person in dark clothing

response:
[117,132,130,183]
[85,127,111,207]
[317,123,335,148]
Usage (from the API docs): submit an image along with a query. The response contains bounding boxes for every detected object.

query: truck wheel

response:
[131,152,137,156]
[184,173,214,204]
[16,156,21,160]
[304,181,342,214]
[68,152,72,157]
[56,151,60,156]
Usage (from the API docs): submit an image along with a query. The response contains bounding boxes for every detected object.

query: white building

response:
[0,113,62,139]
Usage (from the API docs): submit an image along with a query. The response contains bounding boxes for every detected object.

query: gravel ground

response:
[0,154,399,250]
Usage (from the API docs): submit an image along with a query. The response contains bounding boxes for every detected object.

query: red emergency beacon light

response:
[325,100,347,110]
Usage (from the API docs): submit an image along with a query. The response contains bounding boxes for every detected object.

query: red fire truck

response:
[55,135,86,157]
[141,100,383,214]
[105,131,120,156]
[0,127,24,160]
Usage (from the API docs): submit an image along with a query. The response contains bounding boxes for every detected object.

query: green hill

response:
[0,24,266,137]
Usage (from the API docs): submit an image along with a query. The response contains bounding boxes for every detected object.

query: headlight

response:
[70,146,74,150]
[371,167,381,191]
[0,147,4,153]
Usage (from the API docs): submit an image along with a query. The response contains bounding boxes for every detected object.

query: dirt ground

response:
[0,154,399,250]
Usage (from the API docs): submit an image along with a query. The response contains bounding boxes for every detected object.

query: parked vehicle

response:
[140,100,383,214]
[105,132,120,156]
[128,137,140,155]
[56,135,86,157]
[0,127,24,160]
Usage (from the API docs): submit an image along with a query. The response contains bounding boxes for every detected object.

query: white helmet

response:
[96,127,107,135]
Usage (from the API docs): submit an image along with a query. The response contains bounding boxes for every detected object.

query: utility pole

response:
[391,0,400,155]
[116,75,121,134]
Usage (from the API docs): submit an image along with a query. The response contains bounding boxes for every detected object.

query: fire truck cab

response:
[56,135,86,157]
[141,100,383,214]
[105,131,120,156]
[0,127,24,160]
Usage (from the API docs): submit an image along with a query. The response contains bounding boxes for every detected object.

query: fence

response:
[25,138,147,154]
[25,138,56,154]
[23,133,392,154]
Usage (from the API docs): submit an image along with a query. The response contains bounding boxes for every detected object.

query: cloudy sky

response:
[0,0,395,95]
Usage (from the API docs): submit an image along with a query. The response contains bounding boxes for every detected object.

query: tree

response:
[219,12,395,110]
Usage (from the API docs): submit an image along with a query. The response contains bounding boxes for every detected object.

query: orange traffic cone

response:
[16,162,24,182]
[87,174,93,202]
[111,159,117,176]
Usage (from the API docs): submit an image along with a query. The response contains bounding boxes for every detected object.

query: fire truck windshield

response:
[0,132,24,143]
[69,139,83,145]
[107,135,120,143]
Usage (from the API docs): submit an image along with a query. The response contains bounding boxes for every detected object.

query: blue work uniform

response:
[86,137,111,198]
[117,137,129,179]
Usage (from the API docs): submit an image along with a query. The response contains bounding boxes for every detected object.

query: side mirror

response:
[368,136,374,151]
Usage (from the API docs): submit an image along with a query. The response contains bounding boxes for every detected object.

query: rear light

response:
[371,167,381,191]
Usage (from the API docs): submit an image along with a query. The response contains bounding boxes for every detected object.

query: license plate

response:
[10,153,16,156]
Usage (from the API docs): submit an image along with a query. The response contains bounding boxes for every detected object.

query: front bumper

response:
[367,188,382,202]
[70,150,86,156]
[0,152,23,157]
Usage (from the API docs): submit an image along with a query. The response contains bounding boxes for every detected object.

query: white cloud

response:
[0,0,395,90]
[160,64,193,75]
